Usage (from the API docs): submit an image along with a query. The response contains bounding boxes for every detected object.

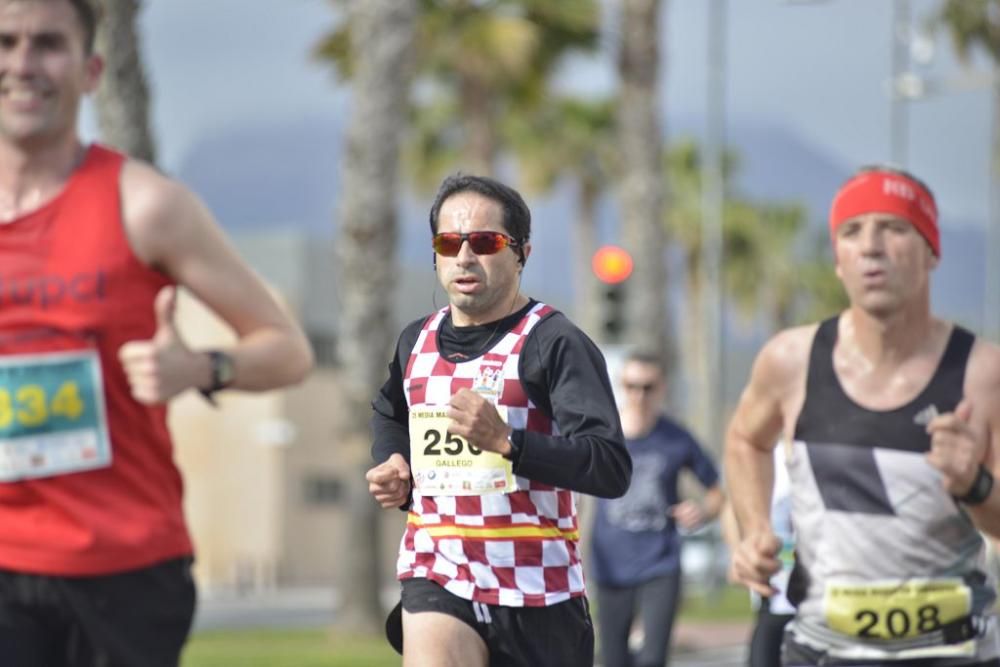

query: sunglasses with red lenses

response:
[432,231,521,257]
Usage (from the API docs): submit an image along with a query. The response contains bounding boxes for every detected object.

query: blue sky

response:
[81,0,994,232]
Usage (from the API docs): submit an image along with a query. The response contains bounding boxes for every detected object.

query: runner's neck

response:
[0,139,87,222]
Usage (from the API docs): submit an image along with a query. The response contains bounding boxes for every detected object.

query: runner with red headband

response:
[725,165,1000,666]
[830,167,940,257]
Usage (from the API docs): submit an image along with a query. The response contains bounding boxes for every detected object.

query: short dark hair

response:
[624,349,666,376]
[428,174,532,256]
[71,0,98,53]
[12,0,99,53]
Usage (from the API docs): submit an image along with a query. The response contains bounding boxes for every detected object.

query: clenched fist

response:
[366,453,412,509]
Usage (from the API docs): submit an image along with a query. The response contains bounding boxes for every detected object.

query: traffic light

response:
[602,282,627,343]
[592,245,633,344]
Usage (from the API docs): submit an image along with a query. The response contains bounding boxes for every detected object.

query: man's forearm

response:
[724,436,775,536]
[702,486,725,521]
[515,431,631,498]
[371,412,409,464]
[218,326,312,391]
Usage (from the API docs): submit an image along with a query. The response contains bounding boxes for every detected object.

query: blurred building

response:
[167,231,507,592]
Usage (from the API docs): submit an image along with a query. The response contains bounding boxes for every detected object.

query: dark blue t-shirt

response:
[589,416,719,587]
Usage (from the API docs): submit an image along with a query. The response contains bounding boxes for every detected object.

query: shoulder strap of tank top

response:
[795,316,843,439]
[922,325,975,411]
[804,316,839,395]
[940,325,974,372]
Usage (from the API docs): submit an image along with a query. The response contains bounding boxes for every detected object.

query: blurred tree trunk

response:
[506,96,615,340]
[93,0,156,162]
[335,0,417,634]
[460,76,497,176]
[574,180,602,338]
[317,3,600,191]
[617,0,673,371]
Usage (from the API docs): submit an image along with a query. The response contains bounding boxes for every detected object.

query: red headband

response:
[829,170,939,256]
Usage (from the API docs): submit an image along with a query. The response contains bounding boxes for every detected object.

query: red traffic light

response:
[592,245,634,285]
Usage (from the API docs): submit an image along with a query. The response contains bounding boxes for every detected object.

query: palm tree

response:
[935,0,1000,62]
[315,0,598,635]
[792,231,849,326]
[665,140,846,446]
[932,0,1000,339]
[317,0,600,181]
[93,0,156,162]
[508,96,617,337]
[332,0,418,634]
[617,0,672,370]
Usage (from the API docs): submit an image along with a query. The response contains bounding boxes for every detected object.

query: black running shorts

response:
[388,577,594,667]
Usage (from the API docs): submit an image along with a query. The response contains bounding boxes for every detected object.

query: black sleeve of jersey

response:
[515,312,631,498]
[370,317,426,465]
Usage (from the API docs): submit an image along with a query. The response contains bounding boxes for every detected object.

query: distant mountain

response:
[672,117,986,329]
[175,115,988,333]
[671,116,850,224]
[175,115,343,235]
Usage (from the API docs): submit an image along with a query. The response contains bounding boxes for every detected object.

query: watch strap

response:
[503,430,523,467]
[199,350,234,406]
[957,464,994,506]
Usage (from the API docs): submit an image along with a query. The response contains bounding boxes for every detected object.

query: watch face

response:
[213,351,235,388]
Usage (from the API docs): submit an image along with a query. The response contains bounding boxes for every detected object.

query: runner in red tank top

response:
[0,2,314,666]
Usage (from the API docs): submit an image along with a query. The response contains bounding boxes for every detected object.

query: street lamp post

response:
[786,0,999,340]
[986,70,1000,342]
[701,0,727,454]
[890,0,912,166]
[893,58,999,341]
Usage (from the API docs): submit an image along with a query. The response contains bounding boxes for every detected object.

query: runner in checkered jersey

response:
[367,174,632,667]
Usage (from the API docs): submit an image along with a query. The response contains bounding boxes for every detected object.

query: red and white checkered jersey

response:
[397,302,585,607]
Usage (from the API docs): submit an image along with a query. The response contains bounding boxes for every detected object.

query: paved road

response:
[671,645,746,667]
[595,646,746,667]
[194,587,339,631]
[195,587,750,665]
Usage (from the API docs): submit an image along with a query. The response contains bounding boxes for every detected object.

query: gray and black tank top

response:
[785,316,1000,662]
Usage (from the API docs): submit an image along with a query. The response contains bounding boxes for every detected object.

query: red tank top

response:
[0,144,193,575]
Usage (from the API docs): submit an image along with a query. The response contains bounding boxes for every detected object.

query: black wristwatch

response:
[199,350,235,406]
[957,464,994,506]
[502,430,523,467]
